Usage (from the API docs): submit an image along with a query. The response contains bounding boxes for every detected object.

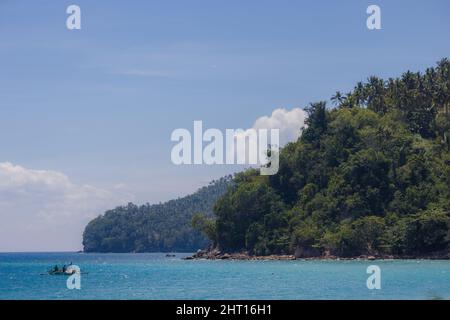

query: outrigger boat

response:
[44,263,81,276]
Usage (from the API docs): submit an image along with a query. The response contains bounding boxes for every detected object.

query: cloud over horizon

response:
[0,162,133,252]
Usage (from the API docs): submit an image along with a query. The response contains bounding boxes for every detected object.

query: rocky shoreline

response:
[185,248,450,261]
[186,249,296,260]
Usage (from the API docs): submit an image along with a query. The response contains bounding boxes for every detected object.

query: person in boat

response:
[62,264,67,273]
[53,265,59,272]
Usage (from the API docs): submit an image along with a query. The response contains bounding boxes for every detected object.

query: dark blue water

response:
[0,252,449,299]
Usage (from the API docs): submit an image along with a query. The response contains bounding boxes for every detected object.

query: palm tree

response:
[354,81,366,107]
[331,91,344,106]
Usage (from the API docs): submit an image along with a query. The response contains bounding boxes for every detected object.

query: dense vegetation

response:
[82,176,232,252]
[195,59,450,258]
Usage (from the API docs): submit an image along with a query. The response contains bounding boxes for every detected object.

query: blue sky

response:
[0,0,449,251]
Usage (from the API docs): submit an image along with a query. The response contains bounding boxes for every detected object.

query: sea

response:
[0,252,449,300]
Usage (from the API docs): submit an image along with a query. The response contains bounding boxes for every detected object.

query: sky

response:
[0,0,449,251]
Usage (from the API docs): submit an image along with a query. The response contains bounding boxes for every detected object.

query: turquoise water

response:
[0,252,449,299]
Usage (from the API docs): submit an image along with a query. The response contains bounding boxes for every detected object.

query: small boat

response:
[165,253,176,257]
[47,269,76,276]
[45,263,77,276]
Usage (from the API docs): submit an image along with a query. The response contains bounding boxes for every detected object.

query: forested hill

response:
[195,59,450,258]
[82,176,233,252]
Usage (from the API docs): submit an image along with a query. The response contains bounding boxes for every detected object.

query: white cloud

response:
[0,162,133,252]
[231,108,307,166]
[252,108,307,146]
